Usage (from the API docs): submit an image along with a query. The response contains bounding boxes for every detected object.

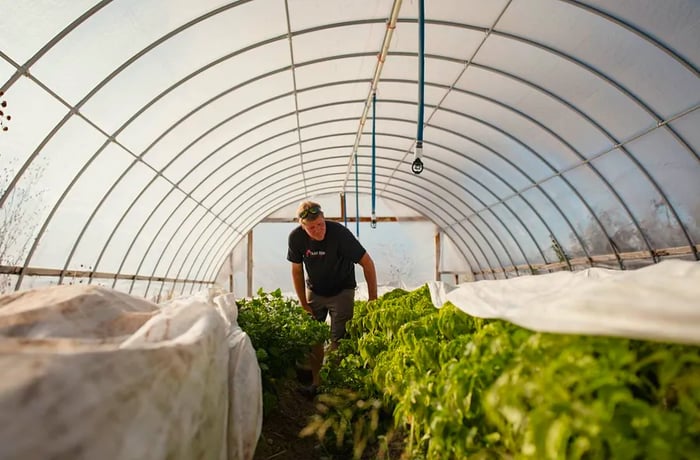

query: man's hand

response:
[301,303,314,317]
[291,262,312,316]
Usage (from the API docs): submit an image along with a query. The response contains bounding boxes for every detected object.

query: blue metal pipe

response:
[413,0,425,174]
[417,0,425,143]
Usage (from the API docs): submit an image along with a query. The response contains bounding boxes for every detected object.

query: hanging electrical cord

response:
[412,0,425,174]
[371,91,377,228]
[354,151,360,237]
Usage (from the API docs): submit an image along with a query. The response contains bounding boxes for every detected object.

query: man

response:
[287,200,378,397]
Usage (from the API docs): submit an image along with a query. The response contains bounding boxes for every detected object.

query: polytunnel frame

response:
[371,128,550,269]
[221,163,501,273]
[378,39,697,261]
[88,145,474,297]
[9,85,619,288]
[112,120,554,292]
[159,151,486,290]
[362,16,700,264]
[2,1,698,292]
[180,126,524,272]
[142,157,497,298]
[179,21,689,266]
[2,99,682,288]
[102,65,630,287]
[217,179,474,284]
[190,138,611,291]
[482,33,700,253]
[4,101,688,288]
[149,178,468,298]
[430,75,654,264]
[9,85,540,290]
[71,87,635,292]
[381,102,599,266]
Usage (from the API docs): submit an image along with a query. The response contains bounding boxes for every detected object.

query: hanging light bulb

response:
[412,141,424,174]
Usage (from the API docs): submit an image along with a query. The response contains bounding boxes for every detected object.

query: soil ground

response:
[252,372,407,460]
[252,377,325,460]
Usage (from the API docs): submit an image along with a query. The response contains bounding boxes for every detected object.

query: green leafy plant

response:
[484,334,700,459]
[236,288,330,414]
[303,285,700,460]
[301,388,390,459]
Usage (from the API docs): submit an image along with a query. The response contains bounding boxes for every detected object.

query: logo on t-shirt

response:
[305,249,326,258]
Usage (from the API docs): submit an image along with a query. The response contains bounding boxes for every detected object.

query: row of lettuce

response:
[238,287,700,459]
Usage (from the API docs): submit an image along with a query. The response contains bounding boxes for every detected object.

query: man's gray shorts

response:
[307,288,355,342]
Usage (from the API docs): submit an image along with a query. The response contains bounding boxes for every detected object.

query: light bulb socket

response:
[412,143,424,174]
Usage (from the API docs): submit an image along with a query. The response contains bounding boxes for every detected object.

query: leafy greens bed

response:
[306,286,700,460]
[236,288,330,414]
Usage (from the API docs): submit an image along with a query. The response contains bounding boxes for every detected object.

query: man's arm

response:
[358,252,378,301]
[291,262,313,315]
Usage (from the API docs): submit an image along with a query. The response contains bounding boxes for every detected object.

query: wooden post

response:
[247,230,253,298]
[434,231,441,281]
[339,192,346,222]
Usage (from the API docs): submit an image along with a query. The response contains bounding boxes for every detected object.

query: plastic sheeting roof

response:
[1,0,699,296]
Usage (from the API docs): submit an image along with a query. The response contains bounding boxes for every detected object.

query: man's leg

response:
[304,290,328,395]
[309,343,324,387]
[302,289,354,395]
[327,289,356,350]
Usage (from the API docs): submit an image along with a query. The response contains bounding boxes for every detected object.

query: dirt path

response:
[253,377,407,460]
[253,378,326,460]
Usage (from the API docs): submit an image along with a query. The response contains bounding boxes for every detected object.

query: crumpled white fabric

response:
[428,259,700,345]
[212,292,263,460]
[0,284,262,460]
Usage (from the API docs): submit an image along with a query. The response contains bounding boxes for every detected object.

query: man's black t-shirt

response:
[287,220,367,296]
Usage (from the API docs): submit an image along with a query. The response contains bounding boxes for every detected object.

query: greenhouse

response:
[1,1,699,459]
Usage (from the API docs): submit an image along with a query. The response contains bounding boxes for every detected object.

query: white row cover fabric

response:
[429,259,700,345]
[0,285,262,460]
